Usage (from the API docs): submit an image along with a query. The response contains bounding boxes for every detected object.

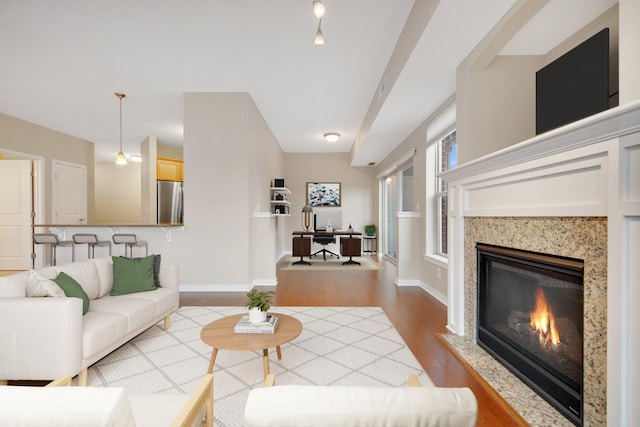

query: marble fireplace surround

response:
[464,217,606,426]
[441,101,640,426]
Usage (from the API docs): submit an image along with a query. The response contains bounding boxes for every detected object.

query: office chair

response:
[33,233,74,266]
[311,234,340,261]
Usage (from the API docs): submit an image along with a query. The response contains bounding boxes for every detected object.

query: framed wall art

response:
[306,182,341,207]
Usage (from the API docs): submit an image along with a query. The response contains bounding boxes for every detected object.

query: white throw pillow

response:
[25,270,65,297]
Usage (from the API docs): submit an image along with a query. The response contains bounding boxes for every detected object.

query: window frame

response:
[425,125,456,265]
[435,130,456,256]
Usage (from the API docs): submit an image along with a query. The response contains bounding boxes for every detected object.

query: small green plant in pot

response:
[364,224,377,236]
[246,289,275,323]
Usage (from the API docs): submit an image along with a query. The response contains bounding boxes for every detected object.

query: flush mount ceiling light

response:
[114,92,127,166]
[312,1,325,46]
[323,132,340,143]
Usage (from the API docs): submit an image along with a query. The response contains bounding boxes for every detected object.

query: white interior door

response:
[52,160,87,224]
[0,160,33,270]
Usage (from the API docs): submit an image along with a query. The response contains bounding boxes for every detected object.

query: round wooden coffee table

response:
[200,313,302,379]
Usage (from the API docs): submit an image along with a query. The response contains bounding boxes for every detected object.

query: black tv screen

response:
[536,28,609,135]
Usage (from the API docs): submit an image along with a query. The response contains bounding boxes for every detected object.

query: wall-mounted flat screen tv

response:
[536,28,610,135]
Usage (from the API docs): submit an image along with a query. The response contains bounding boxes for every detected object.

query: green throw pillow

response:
[53,272,90,315]
[111,255,156,295]
[120,254,161,287]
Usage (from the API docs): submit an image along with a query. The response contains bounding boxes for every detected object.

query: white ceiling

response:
[0,1,615,165]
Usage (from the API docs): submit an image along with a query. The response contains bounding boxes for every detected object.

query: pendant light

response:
[314,19,325,46]
[312,0,325,46]
[114,92,127,166]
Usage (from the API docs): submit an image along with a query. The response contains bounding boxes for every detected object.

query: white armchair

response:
[0,374,213,427]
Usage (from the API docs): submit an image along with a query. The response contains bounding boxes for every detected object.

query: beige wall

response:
[94,161,142,223]
[457,54,542,164]
[157,144,183,160]
[158,92,285,287]
[248,95,285,279]
[94,136,156,224]
[0,113,95,223]
[620,0,640,104]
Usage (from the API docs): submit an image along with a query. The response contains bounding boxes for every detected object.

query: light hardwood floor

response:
[181,256,524,426]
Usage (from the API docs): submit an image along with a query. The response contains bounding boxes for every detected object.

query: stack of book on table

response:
[234,315,279,334]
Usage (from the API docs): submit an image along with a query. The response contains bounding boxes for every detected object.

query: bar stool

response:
[72,233,111,259]
[112,234,148,258]
[33,233,74,266]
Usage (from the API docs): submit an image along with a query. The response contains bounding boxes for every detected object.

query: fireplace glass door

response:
[476,243,584,425]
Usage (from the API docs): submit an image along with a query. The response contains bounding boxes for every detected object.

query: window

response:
[435,130,456,256]
[425,101,455,263]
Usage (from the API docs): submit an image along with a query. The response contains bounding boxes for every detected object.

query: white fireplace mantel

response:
[442,100,640,426]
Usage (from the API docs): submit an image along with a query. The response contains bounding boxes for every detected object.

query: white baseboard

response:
[180,284,252,292]
[250,279,278,288]
[396,279,448,307]
[180,278,277,293]
[395,279,421,287]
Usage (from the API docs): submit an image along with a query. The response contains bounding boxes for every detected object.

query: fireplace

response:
[476,243,584,425]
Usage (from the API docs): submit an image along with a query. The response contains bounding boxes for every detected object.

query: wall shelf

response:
[270,186,291,215]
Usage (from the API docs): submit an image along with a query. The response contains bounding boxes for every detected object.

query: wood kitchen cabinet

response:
[157,157,184,181]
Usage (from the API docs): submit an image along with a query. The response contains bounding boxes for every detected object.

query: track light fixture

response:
[312,1,326,45]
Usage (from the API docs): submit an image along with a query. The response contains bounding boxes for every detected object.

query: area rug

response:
[280,255,384,270]
[87,306,431,427]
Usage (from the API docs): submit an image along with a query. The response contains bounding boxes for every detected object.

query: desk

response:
[292,231,362,266]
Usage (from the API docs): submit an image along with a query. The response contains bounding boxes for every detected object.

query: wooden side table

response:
[363,235,377,254]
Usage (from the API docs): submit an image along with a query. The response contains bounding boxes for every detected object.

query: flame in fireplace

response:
[530,287,560,346]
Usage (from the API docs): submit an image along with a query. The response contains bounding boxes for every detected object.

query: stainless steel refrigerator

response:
[157,180,184,224]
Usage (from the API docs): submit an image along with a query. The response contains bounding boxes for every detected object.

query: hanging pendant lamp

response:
[114,92,127,166]
[314,18,325,46]
[312,0,325,46]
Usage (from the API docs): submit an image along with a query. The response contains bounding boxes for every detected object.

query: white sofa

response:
[244,374,478,427]
[0,256,179,385]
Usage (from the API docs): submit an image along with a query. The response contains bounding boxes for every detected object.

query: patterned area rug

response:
[280,256,384,270]
[87,306,431,426]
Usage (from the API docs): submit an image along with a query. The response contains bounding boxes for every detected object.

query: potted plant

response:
[246,289,275,323]
[364,224,377,236]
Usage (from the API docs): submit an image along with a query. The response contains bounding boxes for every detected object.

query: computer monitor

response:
[314,209,342,231]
